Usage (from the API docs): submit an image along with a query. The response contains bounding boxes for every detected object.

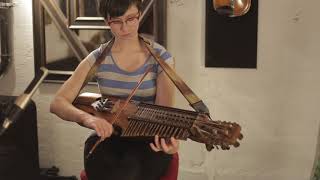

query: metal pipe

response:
[0,67,49,136]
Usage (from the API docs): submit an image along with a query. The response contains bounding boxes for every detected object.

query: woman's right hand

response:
[82,116,113,140]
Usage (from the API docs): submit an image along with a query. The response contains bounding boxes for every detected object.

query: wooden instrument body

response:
[73,92,243,151]
[73,92,135,131]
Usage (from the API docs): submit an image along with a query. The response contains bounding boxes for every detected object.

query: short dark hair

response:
[99,0,142,19]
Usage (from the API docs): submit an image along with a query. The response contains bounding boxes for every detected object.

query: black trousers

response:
[84,133,172,180]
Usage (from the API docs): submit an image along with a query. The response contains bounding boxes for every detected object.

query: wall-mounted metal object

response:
[213,0,251,17]
[206,0,258,68]
[0,0,14,78]
[33,0,167,83]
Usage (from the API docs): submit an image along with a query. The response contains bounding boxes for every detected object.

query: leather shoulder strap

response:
[75,38,115,101]
[139,35,210,115]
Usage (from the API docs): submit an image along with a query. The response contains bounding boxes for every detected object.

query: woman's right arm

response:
[50,59,113,140]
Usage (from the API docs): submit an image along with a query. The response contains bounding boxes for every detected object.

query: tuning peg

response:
[211,129,218,135]
[233,141,240,147]
[206,144,214,151]
[239,133,244,140]
[224,130,229,136]
[221,144,229,150]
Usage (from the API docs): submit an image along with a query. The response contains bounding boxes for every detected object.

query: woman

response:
[50,0,179,180]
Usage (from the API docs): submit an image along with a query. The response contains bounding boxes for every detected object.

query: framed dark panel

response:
[68,0,109,30]
[205,0,258,68]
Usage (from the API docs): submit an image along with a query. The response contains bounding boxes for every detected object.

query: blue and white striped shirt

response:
[85,41,174,104]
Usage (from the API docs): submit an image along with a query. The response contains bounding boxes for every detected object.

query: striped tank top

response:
[85,40,174,104]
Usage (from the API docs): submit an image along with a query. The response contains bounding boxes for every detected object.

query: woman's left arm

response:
[150,61,180,154]
[154,64,175,106]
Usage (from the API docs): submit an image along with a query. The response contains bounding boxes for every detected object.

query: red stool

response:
[80,153,179,180]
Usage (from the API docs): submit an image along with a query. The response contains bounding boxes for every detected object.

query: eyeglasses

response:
[108,12,140,27]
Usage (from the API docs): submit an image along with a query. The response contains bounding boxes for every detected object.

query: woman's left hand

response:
[150,135,179,154]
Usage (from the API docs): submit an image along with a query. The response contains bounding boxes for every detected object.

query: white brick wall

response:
[0,0,319,179]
